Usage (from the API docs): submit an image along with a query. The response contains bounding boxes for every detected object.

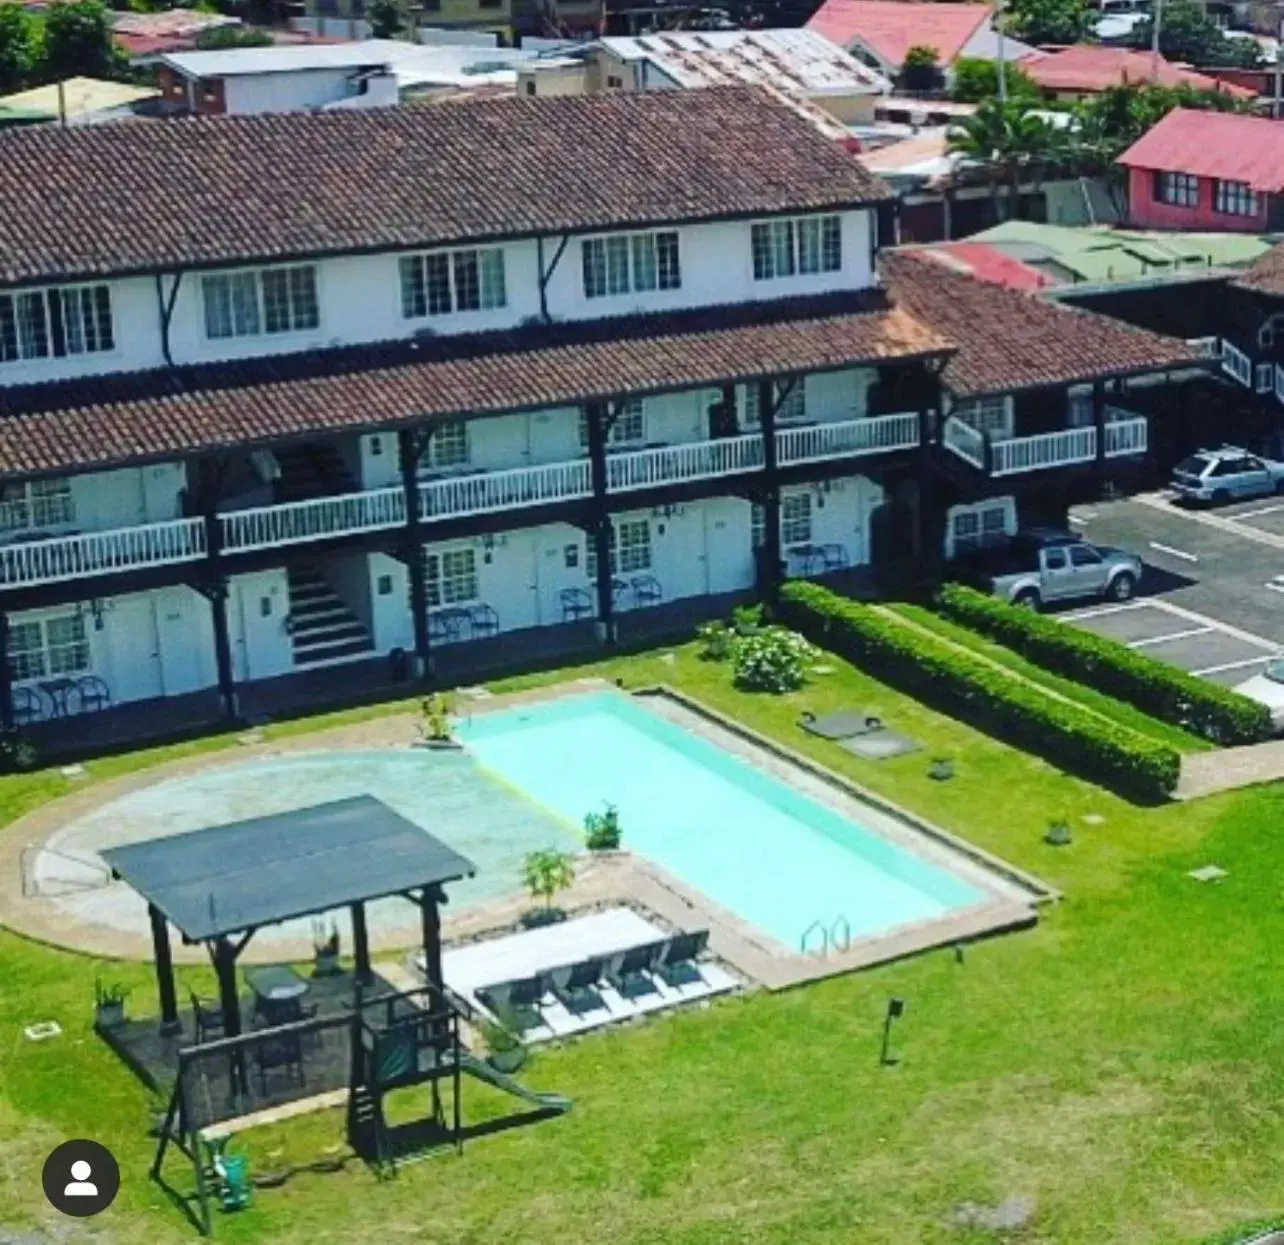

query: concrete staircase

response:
[274,442,358,503]
[286,563,373,667]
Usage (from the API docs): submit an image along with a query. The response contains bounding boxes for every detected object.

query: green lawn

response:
[3,643,1284,1244]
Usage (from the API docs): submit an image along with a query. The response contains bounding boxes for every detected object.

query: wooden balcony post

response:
[399,427,432,679]
[196,456,237,720]
[1092,381,1107,479]
[584,401,616,644]
[757,380,783,600]
[149,902,181,1035]
[0,610,12,733]
[916,404,942,578]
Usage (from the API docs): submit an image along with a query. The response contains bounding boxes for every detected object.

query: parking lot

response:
[1055,492,1284,689]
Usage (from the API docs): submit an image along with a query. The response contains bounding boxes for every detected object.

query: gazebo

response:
[102,794,477,1044]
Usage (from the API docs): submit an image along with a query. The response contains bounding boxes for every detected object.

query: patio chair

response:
[631,575,662,606]
[478,973,547,1035]
[550,957,608,1015]
[559,587,594,622]
[190,990,225,1044]
[11,685,44,726]
[73,675,111,713]
[654,930,710,989]
[605,941,665,1000]
[253,1032,305,1094]
[469,602,500,637]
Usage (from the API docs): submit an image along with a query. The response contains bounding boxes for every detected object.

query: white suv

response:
[1171,446,1284,505]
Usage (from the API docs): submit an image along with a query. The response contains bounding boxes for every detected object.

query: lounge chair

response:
[654,930,710,989]
[478,974,547,1034]
[605,941,665,1000]
[798,710,883,741]
[550,957,608,1015]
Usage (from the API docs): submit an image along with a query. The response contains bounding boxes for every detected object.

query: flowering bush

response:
[733,626,815,693]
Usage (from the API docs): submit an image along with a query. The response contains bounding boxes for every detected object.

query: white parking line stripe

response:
[1148,541,1198,562]
[1142,598,1281,650]
[1193,655,1278,677]
[1135,492,1284,551]
[1129,626,1214,648]
[1062,601,1152,621]
[1232,503,1284,520]
[1266,582,1284,596]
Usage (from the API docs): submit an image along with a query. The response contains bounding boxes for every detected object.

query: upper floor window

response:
[425,547,478,607]
[954,395,1010,439]
[203,266,319,339]
[400,248,506,319]
[9,612,89,682]
[0,478,74,533]
[1215,179,1257,217]
[743,378,807,427]
[1155,171,1198,208]
[0,285,113,364]
[428,421,469,470]
[578,398,645,449]
[752,216,841,281]
[581,232,680,300]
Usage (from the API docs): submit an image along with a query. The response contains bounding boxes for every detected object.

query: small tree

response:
[1130,0,1264,68]
[899,44,942,94]
[367,0,410,40]
[41,0,130,83]
[951,57,1039,105]
[0,5,37,94]
[522,849,575,913]
[195,26,274,50]
[1004,0,1092,45]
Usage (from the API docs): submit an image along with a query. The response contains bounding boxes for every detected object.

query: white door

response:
[104,597,164,703]
[155,590,207,695]
[703,501,753,595]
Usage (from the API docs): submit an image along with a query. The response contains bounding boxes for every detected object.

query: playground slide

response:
[458,1054,572,1113]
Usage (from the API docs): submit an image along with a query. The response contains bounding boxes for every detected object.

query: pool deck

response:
[0,679,1050,992]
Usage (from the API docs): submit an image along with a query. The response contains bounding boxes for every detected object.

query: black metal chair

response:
[12,685,44,726]
[190,990,225,1044]
[253,1032,305,1093]
[428,608,468,644]
[820,543,849,572]
[73,675,111,713]
[654,930,710,988]
[605,941,666,1000]
[478,973,548,1035]
[631,575,663,606]
[559,587,594,622]
[468,602,499,637]
[550,957,608,1015]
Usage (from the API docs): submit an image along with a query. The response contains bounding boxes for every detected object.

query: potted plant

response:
[94,979,130,1030]
[312,918,341,977]
[520,848,575,928]
[1045,819,1073,846]
[928,756,955,782]
[481,1017,527,1074]
[416,693,461,750]
[584,802,622,851]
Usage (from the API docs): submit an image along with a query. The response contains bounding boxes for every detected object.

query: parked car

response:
[1233,659,1284,731]
[1170,446,1284,505]
[955,530,1144,610]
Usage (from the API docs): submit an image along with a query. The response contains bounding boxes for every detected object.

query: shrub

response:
[778,582,1180,801]
[584,803,622,850]
[733,626,815,693]
[522,848,575,913]
[696,621,737,661]
[935,583,1271,745]
[0,730,38,773]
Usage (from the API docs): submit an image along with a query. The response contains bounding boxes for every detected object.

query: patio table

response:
[246,964,310,1026]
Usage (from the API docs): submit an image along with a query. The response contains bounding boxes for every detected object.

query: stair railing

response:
[831,915,852,953]
[800,920,829,957]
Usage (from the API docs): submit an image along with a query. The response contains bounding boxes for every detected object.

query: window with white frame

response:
[950,501,1012,554]
[581,231,681,300]
[1155,171,1198,207]
[742,378,807,426]
[427,421,469,470]
[0,285,114,364]
[425,548,478,607]
[1215,179,1257,217]
[202,266,319,339]
[782,493,812,546]
[751,215,842,281]
[400,248,506,319]
[8,613,90,682]
[586,518,652,579]
[578,398,645,449]
[953,395,1010,438]
[0,478,74,533]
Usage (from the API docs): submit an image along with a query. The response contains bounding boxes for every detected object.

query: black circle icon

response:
[42,1139,120,1218]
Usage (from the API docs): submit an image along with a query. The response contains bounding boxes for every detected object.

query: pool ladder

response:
[800,915,852,957]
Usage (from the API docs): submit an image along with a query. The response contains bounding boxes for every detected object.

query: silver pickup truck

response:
[959,532,1144,610]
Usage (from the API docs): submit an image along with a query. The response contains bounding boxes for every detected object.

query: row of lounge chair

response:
[478,930,710,1033]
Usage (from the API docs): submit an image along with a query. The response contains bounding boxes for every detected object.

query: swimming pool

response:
[456,691,987,950]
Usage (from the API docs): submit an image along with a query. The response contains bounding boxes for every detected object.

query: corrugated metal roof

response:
[1118,108,1284,191]
[806,0,993,68]
[1024,45,1254,98]
[0,76,158,118]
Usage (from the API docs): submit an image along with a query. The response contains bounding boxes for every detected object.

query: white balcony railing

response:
[942,415,986,469]
[608,434,763,492]
[220,486,405,554]
[420,459,593,519]
[1221,340,1253,388]
[1275,363,1284,406]
[776,412,920,466]
[1102,414,1148,458]
[1186,336,1220,359]
[991,426,1097,476]
[0,517,206,587]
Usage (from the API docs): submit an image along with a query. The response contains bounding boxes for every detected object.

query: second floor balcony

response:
[941,410,1149,478]
[0,412,921,589]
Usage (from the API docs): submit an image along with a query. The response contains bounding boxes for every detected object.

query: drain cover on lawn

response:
[1188,865,1228,883]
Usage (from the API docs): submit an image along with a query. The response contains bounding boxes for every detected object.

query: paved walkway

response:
[1177,740,1284,800]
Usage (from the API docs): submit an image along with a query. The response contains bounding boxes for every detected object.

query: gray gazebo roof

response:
[102,795,476,942]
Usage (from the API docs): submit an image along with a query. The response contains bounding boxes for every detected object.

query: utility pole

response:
[1150,0,1163,81]
[996,0,1007,103]
[1275,4,1283,120]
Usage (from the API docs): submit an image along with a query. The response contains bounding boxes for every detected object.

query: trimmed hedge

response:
[935,583,1272,746]
[777,581,1180,801]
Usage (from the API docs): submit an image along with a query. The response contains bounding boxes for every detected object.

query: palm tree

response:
[947,99,1068,222]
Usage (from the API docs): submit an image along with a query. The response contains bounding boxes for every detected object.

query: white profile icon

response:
[63,1160,97,1198]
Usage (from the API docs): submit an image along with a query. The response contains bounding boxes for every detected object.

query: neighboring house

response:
[1020,45,1257,103]
[881,249,1209,556]
[112,9,243,62]
[806,0,1035,81]
[298,0,523,41]
[0,77,160,126]
[521,30,889,133]
[1118,108,1284,232]
[1204,242,1284,417]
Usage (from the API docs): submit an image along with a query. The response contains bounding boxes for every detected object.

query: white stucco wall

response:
[223,67,383,115]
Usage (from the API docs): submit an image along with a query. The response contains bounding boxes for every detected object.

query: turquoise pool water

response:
[456,692,984,950]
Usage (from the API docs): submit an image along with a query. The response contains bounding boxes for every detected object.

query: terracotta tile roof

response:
[881,250,1204,397]
[0,294,951,478]
[0,87,891,287]
[1232,242,1284,295]
[1024,45,1255,98]
[806,0,991,67]
[1117,107,1284,191]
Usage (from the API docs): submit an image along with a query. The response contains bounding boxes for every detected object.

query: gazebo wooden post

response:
[211,936,245,1094]
[419,885,443,994]
[149,903,181,1036]
[351,900,372,985]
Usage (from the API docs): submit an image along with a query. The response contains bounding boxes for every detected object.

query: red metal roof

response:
[1025,45,1255,99]
[911,243,1053,292]
[806,0,991,67]
[1118,108,1284,191]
